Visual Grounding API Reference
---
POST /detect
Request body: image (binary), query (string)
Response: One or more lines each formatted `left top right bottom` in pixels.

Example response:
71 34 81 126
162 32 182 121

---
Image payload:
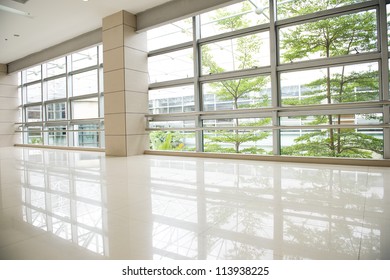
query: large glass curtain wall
18 46 104 148
146 0 390 160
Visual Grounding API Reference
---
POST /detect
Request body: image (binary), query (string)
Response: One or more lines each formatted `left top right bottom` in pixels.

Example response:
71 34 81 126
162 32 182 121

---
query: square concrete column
0 64 19 147
102 11 149 156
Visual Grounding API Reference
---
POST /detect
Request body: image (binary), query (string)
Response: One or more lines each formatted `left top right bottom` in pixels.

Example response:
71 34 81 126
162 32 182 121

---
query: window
18 46 104 148
46 57 66 77
149 85 194 114
74 124 100 148
47 103 66 121
27 127 42 144
145 0 388 160
25 83 41 103
201 32 270 75
72 97 99 120
148 48 194 83
71 47 98 71
280 62 379 106
277 0 370 20
200 0 269 38
202 76 271 111
26 65 41 83
279 10 377 64
47 77 66 100
72 69 98 96
26 106 42 122
47 126 67 146
147 18 193 51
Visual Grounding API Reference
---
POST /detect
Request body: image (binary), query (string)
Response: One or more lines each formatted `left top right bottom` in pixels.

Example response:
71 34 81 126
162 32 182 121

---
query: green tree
150 131 194 151
279 0 383 158
202 2 271 154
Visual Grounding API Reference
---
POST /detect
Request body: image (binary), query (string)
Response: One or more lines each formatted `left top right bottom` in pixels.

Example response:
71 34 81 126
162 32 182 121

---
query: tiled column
102 11 149 156
0 64 19 147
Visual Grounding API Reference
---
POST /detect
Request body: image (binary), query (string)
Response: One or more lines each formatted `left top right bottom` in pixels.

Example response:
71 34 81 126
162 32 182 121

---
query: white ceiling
0 0 173 64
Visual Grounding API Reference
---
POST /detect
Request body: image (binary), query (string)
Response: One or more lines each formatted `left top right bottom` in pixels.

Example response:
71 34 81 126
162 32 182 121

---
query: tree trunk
326 66 335 156
337 66 346 155
234 97 239 153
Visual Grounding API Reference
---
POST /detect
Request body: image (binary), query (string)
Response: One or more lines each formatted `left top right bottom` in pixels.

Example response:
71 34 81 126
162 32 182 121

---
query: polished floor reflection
0 147 389 259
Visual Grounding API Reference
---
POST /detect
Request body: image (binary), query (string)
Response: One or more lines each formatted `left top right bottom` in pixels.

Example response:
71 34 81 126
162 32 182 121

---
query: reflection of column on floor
381 170 390 260
105 158 153 259
273 165 283 259
102 11 149 157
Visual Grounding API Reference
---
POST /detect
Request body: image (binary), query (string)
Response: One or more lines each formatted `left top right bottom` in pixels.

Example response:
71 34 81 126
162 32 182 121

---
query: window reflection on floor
1 148 388 259
20 149 107 256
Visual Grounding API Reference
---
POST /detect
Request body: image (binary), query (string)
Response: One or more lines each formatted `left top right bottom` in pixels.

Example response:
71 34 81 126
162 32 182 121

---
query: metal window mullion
66 54 73 147
384 105 390 158
270 0 280 155
43 73 67 83
148 41 194 57
149 78 194 90
68 64 99 76
193 15 203 152
198 66 271 83
379 0 389 100
69 93 99 101
379 0 390 158
198 23 270 45
96 46 103 149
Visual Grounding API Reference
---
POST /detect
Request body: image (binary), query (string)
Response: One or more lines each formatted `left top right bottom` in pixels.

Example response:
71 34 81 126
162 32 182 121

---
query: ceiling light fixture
0 4 32 17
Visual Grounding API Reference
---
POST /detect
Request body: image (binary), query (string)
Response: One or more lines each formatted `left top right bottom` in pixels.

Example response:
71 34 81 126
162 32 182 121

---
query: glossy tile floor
0 147 389 260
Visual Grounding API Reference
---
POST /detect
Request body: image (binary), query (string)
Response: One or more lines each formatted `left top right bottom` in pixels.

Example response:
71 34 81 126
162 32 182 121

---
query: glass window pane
47 103 66 121
147 18 193 51
74 124 100 147
47 77 66 100
148 85 194 114
204 127 272 154
281 128 383 159
72 97 99 120
279 10 377 64
202 76 271 111
148 48 193 83
280 62 379 106
26 106 42 122
27 127 42 144
277 0 370 20
200 0 269 38
72 69 98 96
71 47 98 71
26 65 41 83
47 126 67 146
25 83 41 103
201 32 270 75
46 57 66 77
149 131 195 151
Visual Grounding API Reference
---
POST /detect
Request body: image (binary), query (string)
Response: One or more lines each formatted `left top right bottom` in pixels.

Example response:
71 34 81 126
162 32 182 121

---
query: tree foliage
279 0 383 158
202 2 271 154
150 131 194 151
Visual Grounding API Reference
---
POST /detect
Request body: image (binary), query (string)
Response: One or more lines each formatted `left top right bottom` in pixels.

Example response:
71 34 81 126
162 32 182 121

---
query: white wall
0 65 19 147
